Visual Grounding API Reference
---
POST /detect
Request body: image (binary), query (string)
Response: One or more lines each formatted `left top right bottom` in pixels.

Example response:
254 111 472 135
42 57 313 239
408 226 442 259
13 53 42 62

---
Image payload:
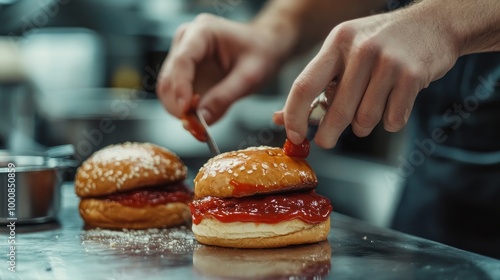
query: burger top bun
75 142 187 198
194 146 317 199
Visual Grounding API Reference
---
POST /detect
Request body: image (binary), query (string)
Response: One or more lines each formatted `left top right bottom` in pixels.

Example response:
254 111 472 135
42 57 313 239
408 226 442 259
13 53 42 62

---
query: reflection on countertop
1 183 499 280
193 241 331 279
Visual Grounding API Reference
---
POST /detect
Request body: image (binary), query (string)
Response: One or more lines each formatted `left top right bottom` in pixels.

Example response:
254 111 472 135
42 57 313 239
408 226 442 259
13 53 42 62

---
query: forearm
251 0 387 61
413 0 500 55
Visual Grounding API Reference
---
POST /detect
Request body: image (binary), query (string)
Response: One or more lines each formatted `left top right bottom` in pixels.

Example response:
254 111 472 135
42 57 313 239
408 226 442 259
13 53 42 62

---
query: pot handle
45 144 75 159
45 144 79 168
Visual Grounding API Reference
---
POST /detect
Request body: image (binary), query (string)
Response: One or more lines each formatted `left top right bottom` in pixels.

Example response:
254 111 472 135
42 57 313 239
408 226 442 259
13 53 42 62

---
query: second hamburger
190 146 332 248
75 142 193 229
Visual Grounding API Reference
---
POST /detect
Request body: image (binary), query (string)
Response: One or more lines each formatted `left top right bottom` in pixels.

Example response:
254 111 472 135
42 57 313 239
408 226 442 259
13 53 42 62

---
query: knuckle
355 39 380 58
354 110 380 129
379 53 401 69
331 22 355 42
292 75 314 96
326 108 350 127
400 67 422 87
192 23 211 35
195 13 216 23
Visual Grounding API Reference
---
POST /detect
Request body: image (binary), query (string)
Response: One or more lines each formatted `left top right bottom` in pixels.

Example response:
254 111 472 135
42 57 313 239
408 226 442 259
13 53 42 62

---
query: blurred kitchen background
0 0 408 228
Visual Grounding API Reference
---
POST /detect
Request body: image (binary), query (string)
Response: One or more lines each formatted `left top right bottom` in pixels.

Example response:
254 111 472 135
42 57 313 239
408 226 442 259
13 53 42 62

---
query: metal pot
0 155 75 224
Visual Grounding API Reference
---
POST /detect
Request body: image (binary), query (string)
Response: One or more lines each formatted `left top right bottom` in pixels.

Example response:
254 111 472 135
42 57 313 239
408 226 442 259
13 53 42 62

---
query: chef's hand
157 14 288 125
275 4 461 148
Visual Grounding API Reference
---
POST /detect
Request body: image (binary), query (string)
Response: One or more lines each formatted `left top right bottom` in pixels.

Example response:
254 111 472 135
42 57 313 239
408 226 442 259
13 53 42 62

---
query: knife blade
196 109 220 156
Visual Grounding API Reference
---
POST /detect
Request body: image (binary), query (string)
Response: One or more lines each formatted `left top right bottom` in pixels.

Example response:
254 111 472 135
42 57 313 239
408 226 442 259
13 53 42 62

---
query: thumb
199 56 265 125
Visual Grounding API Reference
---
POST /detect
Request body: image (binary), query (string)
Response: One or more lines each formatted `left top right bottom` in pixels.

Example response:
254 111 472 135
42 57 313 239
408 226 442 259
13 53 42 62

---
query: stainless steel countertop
1 183 499 280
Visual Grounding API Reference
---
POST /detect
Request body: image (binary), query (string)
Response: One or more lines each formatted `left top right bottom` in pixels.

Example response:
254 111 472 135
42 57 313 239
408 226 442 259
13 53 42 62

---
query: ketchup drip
106 184 193 208
189 191 332 225
283 139 310 158
180 94 207 142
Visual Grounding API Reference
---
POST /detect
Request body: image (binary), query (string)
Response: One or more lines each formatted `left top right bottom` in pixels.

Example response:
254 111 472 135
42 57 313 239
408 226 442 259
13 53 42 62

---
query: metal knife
196 109 220 156
306 91 329 141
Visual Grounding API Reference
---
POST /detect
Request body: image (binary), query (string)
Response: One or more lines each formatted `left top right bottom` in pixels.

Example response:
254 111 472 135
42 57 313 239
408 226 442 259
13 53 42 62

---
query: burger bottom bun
79 198 190 229
193 241 331 279
192 217 330 248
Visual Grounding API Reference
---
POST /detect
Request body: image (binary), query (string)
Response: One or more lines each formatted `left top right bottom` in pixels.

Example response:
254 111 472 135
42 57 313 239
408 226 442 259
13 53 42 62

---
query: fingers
383 69 420 132
157 15 215 118
199 55 265 124
284 50 342 145
314 48 374 149
350 61 396 137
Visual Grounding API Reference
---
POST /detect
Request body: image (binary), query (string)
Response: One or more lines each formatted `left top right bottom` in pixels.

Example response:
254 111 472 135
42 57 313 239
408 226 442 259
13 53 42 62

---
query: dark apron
392 53 500 258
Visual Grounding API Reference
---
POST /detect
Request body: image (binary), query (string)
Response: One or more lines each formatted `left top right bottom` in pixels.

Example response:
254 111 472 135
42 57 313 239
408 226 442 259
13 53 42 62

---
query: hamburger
75 142 192 229
190 146 332 248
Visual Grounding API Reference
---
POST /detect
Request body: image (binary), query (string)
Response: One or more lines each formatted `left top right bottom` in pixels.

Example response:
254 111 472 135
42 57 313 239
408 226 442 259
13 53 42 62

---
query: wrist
250 9 300 63
415 0 500 56
401 0 462 56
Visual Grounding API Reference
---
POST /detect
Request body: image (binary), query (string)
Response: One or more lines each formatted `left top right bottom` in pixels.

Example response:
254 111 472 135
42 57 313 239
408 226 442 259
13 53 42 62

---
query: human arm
280 0 500 148
157 0 386 124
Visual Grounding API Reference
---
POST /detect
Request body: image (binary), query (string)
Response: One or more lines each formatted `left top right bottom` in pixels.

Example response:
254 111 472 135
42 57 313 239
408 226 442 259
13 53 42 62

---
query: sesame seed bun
75 142 187 197
194 146 317 198
193 241 331 279
79 198 190 229
192 217 330 248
